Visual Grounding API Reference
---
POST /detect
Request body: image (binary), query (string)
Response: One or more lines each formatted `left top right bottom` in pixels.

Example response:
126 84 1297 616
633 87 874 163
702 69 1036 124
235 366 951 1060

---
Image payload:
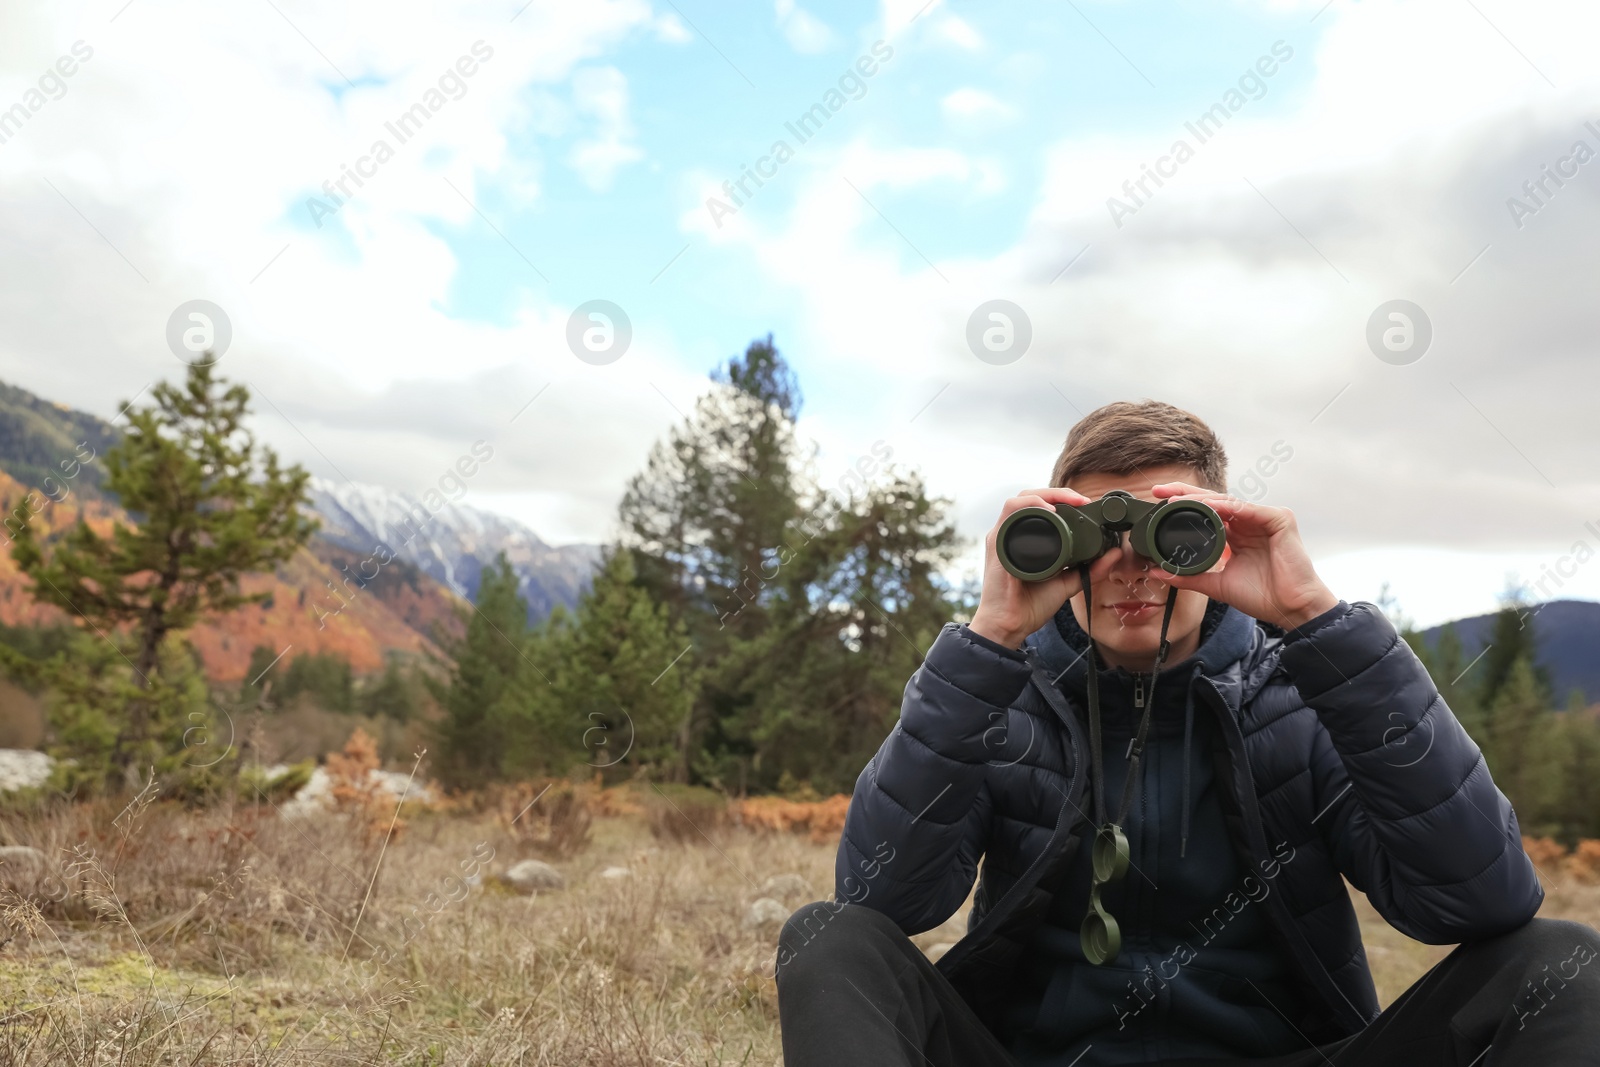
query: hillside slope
1418 598 1600 704
0 374 600 675
0 469 466 681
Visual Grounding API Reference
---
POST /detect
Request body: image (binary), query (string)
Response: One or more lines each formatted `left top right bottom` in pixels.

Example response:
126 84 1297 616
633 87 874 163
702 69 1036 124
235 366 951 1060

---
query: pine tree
617 336 806 781
1484 655 1553 831
429 552 527 786
726 467 965 792
1478 593 1551 709
279 650 355 711
618 334 803 637
1553 705 1600 841
359 658 420 722
8 361 314 783
1414 623 1486 749
497 548 698 781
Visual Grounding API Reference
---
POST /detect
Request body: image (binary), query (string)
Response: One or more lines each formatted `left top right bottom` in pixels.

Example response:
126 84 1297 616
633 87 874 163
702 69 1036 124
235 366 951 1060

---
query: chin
1095 636 1162 660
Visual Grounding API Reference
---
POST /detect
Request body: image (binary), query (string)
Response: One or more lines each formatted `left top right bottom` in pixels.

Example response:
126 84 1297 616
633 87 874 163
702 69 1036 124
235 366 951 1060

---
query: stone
599 866 631 879
498 859 565 893
0 845 54 896
761 873 812 900
0 750 54 793
0 845 47 867
743 897 790 928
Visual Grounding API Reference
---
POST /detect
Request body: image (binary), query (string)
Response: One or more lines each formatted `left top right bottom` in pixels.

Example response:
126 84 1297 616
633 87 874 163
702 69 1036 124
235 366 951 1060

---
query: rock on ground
599 866 631 879
761 873 812 900
0 750 54 792
744 897 790 928
0 845 54 896
0 845 48 869
273 765 437 818
497 859 566 893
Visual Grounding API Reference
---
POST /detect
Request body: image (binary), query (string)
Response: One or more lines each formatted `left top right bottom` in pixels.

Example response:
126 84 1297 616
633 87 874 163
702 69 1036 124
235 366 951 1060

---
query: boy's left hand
1144 481 1339 631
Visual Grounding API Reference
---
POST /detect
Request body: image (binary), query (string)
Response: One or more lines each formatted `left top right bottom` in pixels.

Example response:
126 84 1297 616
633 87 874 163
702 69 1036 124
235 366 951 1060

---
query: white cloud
652 12 692 44
775 0 837 54
566 65 644 190
941 87 1013 121
931 14 983 50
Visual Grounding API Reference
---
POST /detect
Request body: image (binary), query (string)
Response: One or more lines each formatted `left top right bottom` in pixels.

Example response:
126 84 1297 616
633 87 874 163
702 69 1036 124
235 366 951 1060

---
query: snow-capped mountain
307 477 600 623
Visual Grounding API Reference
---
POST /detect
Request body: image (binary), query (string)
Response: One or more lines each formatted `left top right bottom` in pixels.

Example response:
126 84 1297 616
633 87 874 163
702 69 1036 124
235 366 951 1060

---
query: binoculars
996 490 1226 581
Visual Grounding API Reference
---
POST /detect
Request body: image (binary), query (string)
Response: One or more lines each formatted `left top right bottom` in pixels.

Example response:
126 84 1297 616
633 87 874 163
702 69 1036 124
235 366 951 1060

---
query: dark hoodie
1001 598 1311 1064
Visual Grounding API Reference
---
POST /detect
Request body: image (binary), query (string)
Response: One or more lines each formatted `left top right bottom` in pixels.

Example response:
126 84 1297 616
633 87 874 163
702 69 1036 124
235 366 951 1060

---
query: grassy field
0 790 1595 1066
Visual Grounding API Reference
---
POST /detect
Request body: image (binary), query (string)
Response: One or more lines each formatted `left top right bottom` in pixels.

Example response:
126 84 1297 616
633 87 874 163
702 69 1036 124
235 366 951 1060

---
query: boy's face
1064 463 1213 667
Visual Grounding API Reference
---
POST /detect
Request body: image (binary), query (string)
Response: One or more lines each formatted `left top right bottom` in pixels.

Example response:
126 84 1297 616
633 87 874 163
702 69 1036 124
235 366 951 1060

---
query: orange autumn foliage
326 728 404 842
1523 835 1568 870
734 794 850 844
1566 840 1600 885
1522 835 1600 885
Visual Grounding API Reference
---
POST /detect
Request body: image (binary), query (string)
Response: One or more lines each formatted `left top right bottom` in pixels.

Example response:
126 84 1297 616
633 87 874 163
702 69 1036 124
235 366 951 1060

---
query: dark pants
774 901 1600 1066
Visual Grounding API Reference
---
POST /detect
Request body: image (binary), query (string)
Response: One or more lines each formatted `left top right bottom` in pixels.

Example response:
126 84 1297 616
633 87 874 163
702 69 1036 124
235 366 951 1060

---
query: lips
1107 601 1160 621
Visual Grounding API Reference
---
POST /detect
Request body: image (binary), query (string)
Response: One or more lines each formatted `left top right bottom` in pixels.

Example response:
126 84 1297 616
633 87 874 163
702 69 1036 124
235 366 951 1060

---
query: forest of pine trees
1407 599 1600 843
432 336 967 795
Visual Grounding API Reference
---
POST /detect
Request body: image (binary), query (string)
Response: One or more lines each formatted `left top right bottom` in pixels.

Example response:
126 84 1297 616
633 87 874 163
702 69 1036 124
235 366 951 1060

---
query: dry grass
0 793 1594 1065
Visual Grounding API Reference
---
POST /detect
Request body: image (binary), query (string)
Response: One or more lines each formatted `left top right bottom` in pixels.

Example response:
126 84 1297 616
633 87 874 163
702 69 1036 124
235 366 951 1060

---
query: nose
1104 531 1160 592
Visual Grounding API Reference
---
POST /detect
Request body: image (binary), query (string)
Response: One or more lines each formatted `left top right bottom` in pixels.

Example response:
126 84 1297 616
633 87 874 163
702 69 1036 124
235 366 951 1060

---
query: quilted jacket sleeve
1280 600 1544 943
833 621 1034 935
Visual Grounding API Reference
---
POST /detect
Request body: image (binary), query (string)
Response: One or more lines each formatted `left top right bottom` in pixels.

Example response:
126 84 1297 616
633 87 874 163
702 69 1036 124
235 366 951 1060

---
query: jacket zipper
1133 671 1145 708
1196 677 1369 1036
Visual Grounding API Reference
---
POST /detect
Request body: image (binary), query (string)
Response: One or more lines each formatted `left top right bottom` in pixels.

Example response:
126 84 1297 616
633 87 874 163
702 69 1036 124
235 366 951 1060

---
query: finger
1150 480 1213 499
1042 565 1083 603
1028 486 1094 506
1002 487 1091 513
996 490 1085 523
1203 494 1292 534
1150 485 1285 534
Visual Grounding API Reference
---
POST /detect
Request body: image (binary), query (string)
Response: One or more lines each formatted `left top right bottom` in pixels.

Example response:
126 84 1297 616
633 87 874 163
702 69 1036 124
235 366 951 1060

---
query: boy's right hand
968 487 1093 649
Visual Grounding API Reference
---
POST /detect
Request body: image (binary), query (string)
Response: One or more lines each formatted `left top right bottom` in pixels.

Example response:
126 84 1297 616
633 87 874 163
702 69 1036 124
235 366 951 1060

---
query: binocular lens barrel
1001 514 1070 576
1151 510 1220 571
996 494 1226 581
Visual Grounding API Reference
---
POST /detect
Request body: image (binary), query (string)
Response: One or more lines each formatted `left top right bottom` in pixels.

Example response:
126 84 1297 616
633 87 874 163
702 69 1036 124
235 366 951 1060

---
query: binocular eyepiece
996 490 1226 582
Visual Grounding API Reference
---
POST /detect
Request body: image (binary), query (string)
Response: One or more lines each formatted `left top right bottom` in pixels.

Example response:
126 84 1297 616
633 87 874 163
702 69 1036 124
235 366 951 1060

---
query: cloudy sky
1 0 1597 628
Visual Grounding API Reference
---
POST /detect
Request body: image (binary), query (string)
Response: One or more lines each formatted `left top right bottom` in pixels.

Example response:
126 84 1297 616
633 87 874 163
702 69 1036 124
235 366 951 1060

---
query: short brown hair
1050 400 1227 491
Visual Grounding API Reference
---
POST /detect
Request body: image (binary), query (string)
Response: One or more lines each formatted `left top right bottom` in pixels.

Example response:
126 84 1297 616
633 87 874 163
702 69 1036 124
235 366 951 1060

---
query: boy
775 400 1598 1065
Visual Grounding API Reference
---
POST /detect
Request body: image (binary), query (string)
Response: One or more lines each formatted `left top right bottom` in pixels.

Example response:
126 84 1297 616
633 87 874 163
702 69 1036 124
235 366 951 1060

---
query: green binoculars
996 490 1226 581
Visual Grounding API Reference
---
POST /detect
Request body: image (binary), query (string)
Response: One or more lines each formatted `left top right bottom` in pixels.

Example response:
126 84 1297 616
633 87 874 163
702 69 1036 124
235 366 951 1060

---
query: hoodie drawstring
1179 671 1196 859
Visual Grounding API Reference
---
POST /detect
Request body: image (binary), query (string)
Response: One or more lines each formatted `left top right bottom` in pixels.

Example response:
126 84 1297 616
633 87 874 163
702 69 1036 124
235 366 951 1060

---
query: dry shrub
326 727 404 842
644 784 729 843
1523 835 1568 870
592 784 643 817
496 779 594 859
0 794 385 972
1566 839 1600 884
735 794 850 843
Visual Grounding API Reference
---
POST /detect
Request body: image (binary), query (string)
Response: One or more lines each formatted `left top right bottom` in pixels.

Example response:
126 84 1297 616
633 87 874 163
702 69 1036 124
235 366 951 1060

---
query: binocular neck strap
1076 564 1180 832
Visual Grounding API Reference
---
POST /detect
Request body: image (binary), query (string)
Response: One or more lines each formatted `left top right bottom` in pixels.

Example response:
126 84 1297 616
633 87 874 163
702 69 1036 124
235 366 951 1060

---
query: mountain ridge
1418 598 1600 705
0 375 598 677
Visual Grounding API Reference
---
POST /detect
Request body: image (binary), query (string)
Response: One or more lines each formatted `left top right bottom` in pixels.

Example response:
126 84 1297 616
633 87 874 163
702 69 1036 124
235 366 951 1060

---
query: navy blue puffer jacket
834 599 1543 1046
